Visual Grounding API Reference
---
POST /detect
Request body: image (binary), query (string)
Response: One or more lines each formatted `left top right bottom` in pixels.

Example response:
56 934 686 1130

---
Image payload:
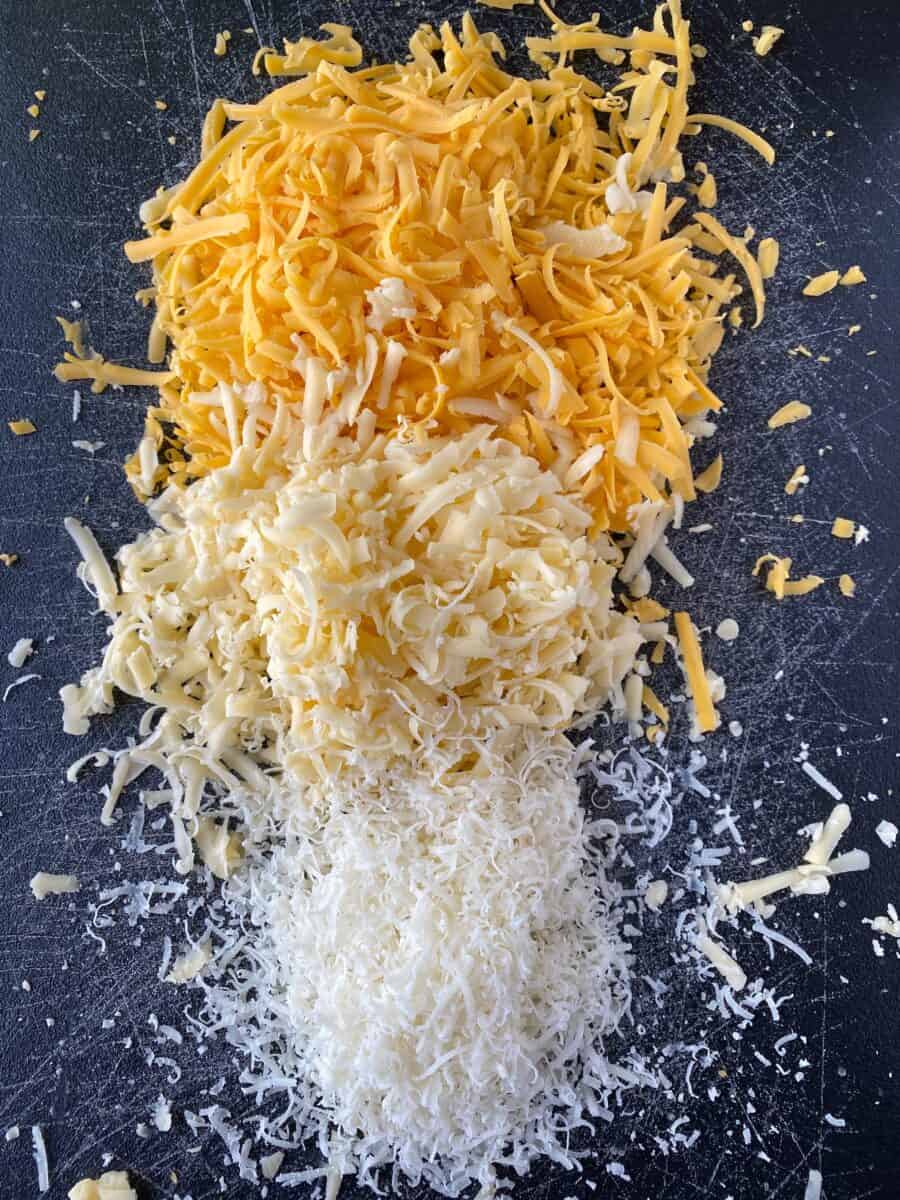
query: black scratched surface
1 1 899 1198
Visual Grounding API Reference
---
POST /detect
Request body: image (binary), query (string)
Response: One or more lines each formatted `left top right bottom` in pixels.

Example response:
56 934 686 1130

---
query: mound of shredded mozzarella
200 733 636 1196
62 420 642 803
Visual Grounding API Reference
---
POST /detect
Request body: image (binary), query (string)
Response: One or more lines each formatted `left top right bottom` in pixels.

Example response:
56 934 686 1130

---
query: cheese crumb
30 872 81 900
365 277 417 332
165 941 211 984
876 820 897 849
8 637 34 668
753 26 784 56
28 129 40 143
716 618 739 642
848 324 862 336
757 237 779 279
803 270 840 297
68 1171 138 1200
785 465 808 495
9 419 37 435
214 30 232 56
694 455 723 493
831 517 855 539
35 90 46 101
27 103 40 118
742 20 754 32
838 574 855 597
0 553 19 567
767 401 811 429
154 99 168 111
644 880 668 911
839 264 866 286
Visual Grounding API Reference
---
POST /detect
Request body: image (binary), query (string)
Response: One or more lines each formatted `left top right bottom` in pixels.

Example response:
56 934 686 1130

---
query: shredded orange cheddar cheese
838 574 855 597
831 517 855 539
674 611 718 733
52 6 776 532
803 270 839 297
9 419 37 435
768 401 811 429
753 553 823 600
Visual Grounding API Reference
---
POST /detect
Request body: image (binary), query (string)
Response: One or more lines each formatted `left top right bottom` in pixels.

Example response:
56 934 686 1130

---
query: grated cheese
767 401 811 429
839 264 865 286
31 872 81 900
784 465 807 495
68 1171 138 1200
53 7 777 532
674 612 719 734
7 637 34 668
803 270 839 297
757 237 779 279
838 574 855 597
752 26 784 56
9 419 36 435
752 554 824 599
831 517 855 539
32 1125 49 1194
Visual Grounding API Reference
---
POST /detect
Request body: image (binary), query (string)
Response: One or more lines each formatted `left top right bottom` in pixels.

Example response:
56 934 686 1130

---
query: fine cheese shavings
68 1171 138 1200
29 129 41 143
839 264 866 286
693 454 722 493
695 932 747 990
685 114 776 165
166 941 212 984
767 401 811 429
54 354 174 394
674 611 719 734
30 872 81 900
752 26 784 56
9 419 36 435
785 465 807 495
52 9 774 528
694 212 766 327
214 30 232 57
803 270 840 297
0 553 19 566
838 573 855 597
831 517 855 539
63 517 118 612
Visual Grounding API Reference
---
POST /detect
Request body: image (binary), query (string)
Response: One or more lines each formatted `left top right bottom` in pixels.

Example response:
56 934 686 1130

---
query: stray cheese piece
785 465 808 495
848 324 862 336
839 264 866 286
644 880 668 910
767 400 811 429
30 872 80 900
9 419 36 435
696 170 717 208
642 684 669 727
213 30 231 57
831 517 855 539
696 933 746 990
753 25 784 56
803 270 839 297
753 553 823 600
757 236 780 279
27 103 40 118
8 637 34 668
674 611 719 734
742 20 753 32
263 23 362 75
68 1171 137 1200
0 553 19 566
35 90 47 101
54 354 174 394
477 0 534 7
154 99 168 111
715 618 739 642
694 454 722 493
838 574 855 597
28 129 40 142
165 940 212 984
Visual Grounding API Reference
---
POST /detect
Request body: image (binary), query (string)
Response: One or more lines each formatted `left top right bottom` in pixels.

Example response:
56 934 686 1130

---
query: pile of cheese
62 417 643 848
203 732 634 1196
55 2 773 534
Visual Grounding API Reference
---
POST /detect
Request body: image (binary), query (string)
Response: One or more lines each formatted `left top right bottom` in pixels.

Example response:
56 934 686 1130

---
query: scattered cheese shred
803 270 839 297
154 99 168 111
30 872 81 900
214 30 232 57
68 1170 138 1200
674 611 719 734
839 264 866 286
28 129 40 142
27 103 40 118
0 553 19 567
838 573 855 597
757 236 780 280
9 419 36 435
753 553 824 600
831 517 855 539
767 401 811 429
752 25 784 56
694 454 722 493
785 465 807 495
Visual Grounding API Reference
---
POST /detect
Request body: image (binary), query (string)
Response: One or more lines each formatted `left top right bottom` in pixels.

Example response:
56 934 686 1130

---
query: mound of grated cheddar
55 2 773 535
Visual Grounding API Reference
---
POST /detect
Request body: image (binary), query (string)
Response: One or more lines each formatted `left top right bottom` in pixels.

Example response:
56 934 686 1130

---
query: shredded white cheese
30 872 81 900
7 637 34 668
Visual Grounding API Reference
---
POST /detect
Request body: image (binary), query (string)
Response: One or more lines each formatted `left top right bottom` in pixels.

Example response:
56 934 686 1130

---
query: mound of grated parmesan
199 732 635 1195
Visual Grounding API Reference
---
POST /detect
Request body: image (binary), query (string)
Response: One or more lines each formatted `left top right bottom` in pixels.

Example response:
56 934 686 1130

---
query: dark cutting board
1 1 898 1197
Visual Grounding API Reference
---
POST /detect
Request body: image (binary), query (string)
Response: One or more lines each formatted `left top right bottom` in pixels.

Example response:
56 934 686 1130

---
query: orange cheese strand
674 611 718 733
54 6 774 526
